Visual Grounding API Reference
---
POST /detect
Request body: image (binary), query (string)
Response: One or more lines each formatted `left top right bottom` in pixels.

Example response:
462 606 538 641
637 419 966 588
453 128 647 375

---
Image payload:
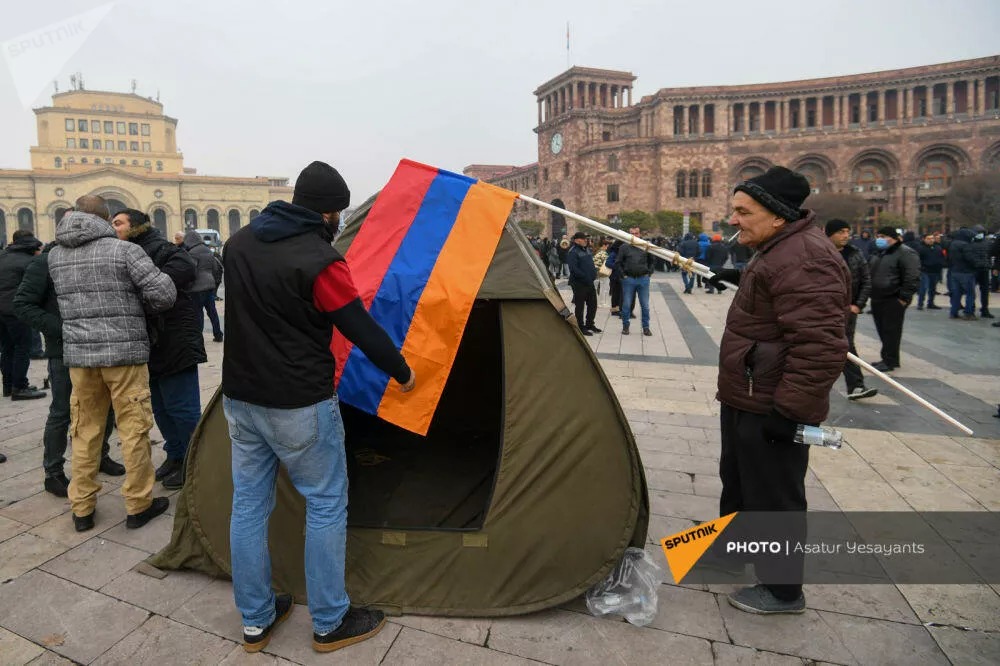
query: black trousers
720 404 809 600
609 275 622 310
570 281 597 328
842 312 864 392
0 313 32 393
870 297 906 368
975 269 991 314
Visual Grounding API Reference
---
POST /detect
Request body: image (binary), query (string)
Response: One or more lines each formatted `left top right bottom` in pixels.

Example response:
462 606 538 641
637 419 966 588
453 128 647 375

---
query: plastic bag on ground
585 547 665 626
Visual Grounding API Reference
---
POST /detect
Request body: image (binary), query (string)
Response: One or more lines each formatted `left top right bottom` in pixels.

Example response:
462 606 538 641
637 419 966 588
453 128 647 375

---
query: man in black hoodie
916 232 945 310
0 230 47 401
223 161 414 655
868 226 920 372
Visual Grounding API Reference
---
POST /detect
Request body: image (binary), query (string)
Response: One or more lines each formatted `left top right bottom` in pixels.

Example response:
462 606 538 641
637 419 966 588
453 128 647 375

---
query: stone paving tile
649 490 719 522
0 448 44 482
635 434 692 456
0 570 148 664
218 644 300 665
0 471 51 509
646 585 728 642
0 626 45 664
0 491 71 528
488 608 714 665
959 438 1000 468
871 463 986 511
29 498 128 549
383 626 534 665
169 578 243 642
818 610 949 665
92 614 236 665
814 475 911 512
802 584 919 624
710 642 805 665
640 451 718 475
692 474 722 498
896 584 1000 631
0 514 30 543
99 505 174 554
40 536 149 591
262 603 399 665
927 625 1000 666
646 514 696 544
26 651 76 665
391 614 491 645
0 532 69 581
643 468 694 494
901 434 995 467
930 463 1000 510
100 568 215 616
717 601 856 665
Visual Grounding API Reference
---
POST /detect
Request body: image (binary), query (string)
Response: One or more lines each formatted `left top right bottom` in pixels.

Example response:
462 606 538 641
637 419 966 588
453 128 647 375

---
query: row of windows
184 208 260 234
65 138 151 152
54 156 163 170
2 205 263 239
65 118 150 136
676 170 712 198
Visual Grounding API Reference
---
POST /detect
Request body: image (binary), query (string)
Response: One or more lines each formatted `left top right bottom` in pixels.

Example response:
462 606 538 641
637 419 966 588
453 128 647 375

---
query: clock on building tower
550 132 563 155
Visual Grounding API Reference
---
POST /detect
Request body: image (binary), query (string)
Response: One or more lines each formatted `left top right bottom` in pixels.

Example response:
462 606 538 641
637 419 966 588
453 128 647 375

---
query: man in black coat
112 210 207 490
916 232 945 310
566 232 600 336
704 234 730 294
14 240 126 496
0 230 46 401
826 220 877 400
868 226 920 372
969 225 993 319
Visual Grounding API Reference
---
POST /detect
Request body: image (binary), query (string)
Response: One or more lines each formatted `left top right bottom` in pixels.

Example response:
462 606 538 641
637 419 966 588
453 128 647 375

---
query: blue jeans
225 396 349 634
681 270 695 292
949 273 976 317
917 272 940 308
621 275 651 329
150 367 202 461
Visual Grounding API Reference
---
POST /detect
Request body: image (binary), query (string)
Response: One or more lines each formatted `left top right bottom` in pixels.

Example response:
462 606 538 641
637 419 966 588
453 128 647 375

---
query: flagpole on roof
516 193 974 437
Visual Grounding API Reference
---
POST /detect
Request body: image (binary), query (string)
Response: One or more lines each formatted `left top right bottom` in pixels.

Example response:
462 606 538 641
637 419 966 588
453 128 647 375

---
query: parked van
194 228 222 250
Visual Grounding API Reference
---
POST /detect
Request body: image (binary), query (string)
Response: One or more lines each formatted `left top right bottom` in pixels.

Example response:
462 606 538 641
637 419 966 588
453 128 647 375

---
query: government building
0 87 292 243
467 55 1000 236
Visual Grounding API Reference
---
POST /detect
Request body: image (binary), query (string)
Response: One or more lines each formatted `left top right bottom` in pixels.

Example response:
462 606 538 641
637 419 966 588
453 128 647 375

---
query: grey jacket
48 211 177 368
183 230 219 292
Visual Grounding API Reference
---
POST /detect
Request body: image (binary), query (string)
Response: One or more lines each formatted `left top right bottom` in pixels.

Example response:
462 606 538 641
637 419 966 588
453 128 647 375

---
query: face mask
875 238 889 250
974 233 984 241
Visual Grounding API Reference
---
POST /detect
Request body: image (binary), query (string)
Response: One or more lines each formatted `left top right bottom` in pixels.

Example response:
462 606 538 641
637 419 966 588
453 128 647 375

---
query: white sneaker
848 387 878 401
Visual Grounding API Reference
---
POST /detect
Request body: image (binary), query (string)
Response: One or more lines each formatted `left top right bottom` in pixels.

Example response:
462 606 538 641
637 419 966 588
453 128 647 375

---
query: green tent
151 195 649 616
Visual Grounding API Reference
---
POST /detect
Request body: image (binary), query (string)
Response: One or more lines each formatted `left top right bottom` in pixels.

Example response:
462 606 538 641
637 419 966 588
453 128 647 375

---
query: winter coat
678 235 700 260
705 240 729 269
869 241 921 302
968 235 992 272
730 242 754 266
130 226 207 378
566 243 597 284
183 230 219 292
916 243 946 274
716 212 849 425
850 236 874 259
0 235 42 314
48 211 176 368
697 232 710 261
615 242 655 277
840 243 871 310
947 229 979 274
12 244 62 358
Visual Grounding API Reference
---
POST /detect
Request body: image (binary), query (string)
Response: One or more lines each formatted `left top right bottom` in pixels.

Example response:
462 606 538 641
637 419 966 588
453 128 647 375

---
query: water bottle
794 424 843 449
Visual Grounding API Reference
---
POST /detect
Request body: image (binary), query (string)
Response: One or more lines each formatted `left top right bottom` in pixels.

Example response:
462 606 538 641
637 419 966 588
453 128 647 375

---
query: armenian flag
332 159 517 435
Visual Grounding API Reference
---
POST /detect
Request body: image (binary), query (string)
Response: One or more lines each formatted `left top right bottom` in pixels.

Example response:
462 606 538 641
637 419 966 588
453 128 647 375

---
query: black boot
162 465 185 490
11 387 46 401
44 473 71 497
126 497 169 529
155 458 183 481
99 456 126 476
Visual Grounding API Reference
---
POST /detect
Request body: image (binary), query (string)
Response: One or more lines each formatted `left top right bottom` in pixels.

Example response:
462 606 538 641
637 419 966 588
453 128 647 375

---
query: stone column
977 78 985 115
698 104 705 136
965 80 974 115
627 87 632 106
832 95 839 129
742 103 749 134
878 89 886 122
538 99 543 124
946 81 955 115
926 85 933 117
905 88 912 120
783 98 791 131
682 105 689 136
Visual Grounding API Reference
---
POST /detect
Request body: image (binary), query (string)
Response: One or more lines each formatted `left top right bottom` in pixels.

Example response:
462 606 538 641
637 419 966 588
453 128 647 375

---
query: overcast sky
1 0 998 201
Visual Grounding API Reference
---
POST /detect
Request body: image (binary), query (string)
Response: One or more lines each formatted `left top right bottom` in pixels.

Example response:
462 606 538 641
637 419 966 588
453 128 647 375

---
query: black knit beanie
292 161 350 214
734 166 810 221
825 219 851 236
877 226 900 240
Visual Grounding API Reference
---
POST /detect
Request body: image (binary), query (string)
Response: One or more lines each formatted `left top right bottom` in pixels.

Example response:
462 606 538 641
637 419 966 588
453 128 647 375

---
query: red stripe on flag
332 160 438 388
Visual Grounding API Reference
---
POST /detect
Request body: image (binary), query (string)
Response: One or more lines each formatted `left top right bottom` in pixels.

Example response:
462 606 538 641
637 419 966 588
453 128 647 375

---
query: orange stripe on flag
376 181 516 435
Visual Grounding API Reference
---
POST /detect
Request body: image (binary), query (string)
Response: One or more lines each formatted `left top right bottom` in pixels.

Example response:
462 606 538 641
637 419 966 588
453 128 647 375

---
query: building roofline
49 89 164 107
534 66 637 96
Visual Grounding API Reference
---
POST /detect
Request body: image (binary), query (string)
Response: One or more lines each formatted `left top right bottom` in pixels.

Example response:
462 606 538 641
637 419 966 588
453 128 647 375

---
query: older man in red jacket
708 167 849 615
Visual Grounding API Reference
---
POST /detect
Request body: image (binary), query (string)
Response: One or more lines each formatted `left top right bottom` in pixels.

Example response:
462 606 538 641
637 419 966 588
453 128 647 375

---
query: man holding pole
709 166 849 614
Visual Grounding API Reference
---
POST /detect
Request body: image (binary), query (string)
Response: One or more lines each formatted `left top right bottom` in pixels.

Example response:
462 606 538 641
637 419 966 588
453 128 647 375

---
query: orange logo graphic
659 513 737 583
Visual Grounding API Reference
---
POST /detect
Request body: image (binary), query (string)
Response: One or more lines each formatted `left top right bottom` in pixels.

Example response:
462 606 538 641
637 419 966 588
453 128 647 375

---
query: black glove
761 409 798 444
706 268 741 292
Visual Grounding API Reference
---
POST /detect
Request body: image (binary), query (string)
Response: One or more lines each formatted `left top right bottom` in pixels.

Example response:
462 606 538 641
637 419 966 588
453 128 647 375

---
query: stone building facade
0 88 291 244
471 56 1000 236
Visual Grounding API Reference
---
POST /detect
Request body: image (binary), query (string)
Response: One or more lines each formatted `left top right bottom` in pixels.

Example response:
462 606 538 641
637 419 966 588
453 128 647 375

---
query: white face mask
974 233 985 241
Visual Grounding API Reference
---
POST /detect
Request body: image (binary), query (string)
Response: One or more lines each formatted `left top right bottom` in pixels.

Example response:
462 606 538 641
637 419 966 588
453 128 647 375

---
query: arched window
119 159 126 166
701 169 712 198
184 208 198 229
738 165 766 182
206 209 220 232
17 208 34 232
608 154 619 172
156 161 163 171
689 171 699 198
131 160 138 166
852 159 888 192
144 160 151 168
54 157 62 168
249 208 260 221
0 210 6 243
228 209 241 235
105 199 127 217
81 158 88 164
55 207 68 225
152 208 167 234
918 157 956 190
676 170 687 198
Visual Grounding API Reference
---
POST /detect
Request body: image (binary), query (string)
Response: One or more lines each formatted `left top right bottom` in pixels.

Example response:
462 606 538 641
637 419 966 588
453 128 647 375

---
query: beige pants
68 365 155 517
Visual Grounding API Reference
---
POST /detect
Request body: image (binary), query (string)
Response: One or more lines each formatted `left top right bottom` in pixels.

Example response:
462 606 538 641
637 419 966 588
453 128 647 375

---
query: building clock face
550 132 563 155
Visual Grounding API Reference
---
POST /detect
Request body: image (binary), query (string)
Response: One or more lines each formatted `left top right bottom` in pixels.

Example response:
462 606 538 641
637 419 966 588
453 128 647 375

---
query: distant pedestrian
704 234 729 294
916 232 945 310
567 232 600 335
947 228 979 321
183 230 225 342
970 225 993 318
868 226 920 372
0 229 47 401
615 227 655 336
677 233 699 294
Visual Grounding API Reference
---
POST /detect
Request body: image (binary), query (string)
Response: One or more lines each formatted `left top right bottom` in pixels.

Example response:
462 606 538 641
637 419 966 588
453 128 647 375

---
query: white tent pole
517 194 974 436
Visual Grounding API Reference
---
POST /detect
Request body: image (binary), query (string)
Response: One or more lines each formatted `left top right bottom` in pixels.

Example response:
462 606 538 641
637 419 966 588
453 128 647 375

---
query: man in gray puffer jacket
183 230 224 342
48 196 177 533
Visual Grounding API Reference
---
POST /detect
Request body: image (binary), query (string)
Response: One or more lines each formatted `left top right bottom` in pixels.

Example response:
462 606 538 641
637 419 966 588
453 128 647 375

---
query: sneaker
313 607 386 653
73 511 95 532
870 361 891 372
162 466 185 490
622 326 630 335
961 313 978 321
44 473 71 497
642 327 653 336
581 329 593 337
213 334 224 342
728 585 805 614
126 497 169 529
99 456 126 476
848 387 878 401
11 387 46 401
155 458 183 481
587 325 603 333
0 452 6 464
981 312 995 319
243 593 294 653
